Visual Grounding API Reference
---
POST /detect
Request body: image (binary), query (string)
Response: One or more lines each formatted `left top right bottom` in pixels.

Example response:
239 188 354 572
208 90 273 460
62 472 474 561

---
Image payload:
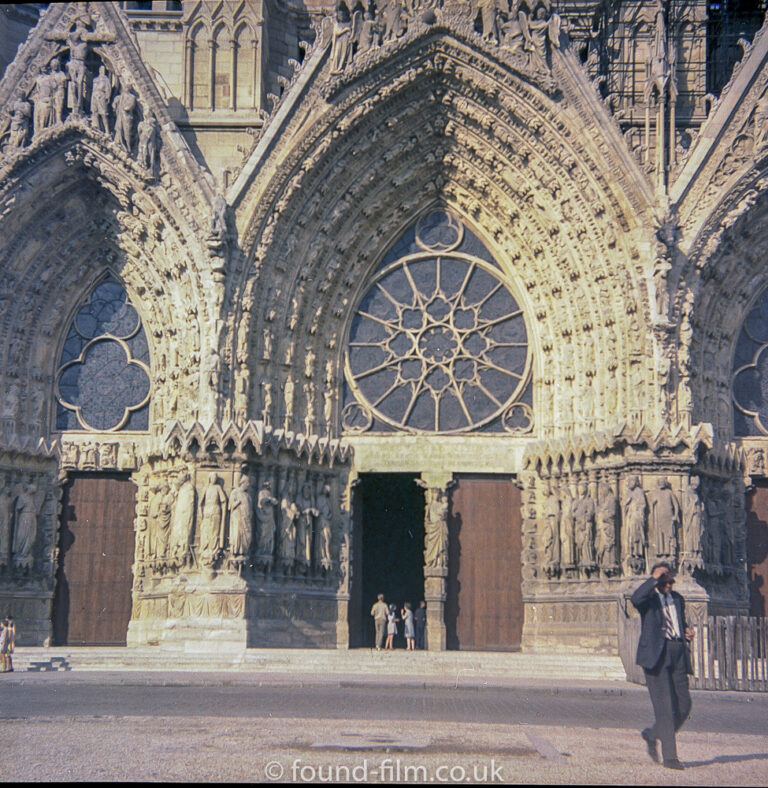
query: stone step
9 647 626 681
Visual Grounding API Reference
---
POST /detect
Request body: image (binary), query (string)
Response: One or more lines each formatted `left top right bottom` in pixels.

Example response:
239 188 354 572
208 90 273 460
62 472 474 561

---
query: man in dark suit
630 563 694 771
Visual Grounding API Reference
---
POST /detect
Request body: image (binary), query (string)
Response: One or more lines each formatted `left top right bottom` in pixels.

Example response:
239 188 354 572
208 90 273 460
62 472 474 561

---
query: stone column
419 471 454 652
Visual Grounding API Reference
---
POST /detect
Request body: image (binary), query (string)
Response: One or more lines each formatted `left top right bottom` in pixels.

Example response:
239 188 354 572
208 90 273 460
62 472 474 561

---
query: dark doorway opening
355 473 425 648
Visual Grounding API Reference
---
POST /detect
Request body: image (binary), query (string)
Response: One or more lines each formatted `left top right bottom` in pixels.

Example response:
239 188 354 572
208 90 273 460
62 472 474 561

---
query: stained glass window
342 211 531 434
55 275 151 432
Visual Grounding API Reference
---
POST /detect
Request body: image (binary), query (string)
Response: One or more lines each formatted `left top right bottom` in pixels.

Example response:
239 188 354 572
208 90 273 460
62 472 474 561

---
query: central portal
354 473 425 648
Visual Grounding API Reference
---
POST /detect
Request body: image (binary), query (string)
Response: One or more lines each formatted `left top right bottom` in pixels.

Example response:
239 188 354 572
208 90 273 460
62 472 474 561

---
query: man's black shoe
641 728 659 763
663 759 684 771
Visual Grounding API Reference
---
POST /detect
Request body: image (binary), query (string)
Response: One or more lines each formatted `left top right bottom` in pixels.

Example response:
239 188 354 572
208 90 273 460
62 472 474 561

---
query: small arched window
55 275 151 432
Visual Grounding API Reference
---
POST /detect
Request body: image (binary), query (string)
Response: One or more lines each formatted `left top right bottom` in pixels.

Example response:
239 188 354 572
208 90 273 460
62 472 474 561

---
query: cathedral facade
0 0 767 654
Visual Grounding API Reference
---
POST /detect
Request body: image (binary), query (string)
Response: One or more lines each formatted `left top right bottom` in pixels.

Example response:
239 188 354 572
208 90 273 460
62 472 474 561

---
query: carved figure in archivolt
0 481 13 571
647 477 680 563
170 472 196 564
424 488 449 570
198 475 227 566
596 481 618 575
559 482 575 568
681 475 704 573
32 64 56 136
261 381 273 426
572 483 596 572
295 481 317 573
278 472 299 571
113 83 137 153
623 476 647 573
316 482 334 573
283 377 295 431
13 481 43 571
255 478 278 569
90 64 111 133
229 476 254 562
540 480 560 577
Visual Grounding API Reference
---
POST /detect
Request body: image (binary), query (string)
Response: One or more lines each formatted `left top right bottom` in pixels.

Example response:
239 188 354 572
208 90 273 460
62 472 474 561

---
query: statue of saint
198 475 227 565
255 479 278 568
12 481 41 570
622 475 647 573
137 114 158 171
647 476 680 562
681 475 704 571
572 483 596 571
49 58 67 125
0 481 14 570
559 483 575 567
228 476 254 560
113 84 137 153
424 489 448 570
330 2 354 74
596 481 618 574
170 473 196 564
540 481 560 575
32 66 55 136
90 65 111 133
316 483 334 572
295 481 317 573
7 100 31 150
278 474 299 571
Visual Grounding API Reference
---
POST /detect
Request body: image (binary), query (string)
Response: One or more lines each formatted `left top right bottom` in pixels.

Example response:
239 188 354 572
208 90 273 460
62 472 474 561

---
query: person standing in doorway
631 563 694 771
385 604 399 650
402 602 416 651
414 600 427 649
370 593 388 651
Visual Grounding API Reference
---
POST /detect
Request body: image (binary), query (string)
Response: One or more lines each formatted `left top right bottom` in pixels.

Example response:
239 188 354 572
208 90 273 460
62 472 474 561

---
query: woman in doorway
385 604 398 650
402 602 415 651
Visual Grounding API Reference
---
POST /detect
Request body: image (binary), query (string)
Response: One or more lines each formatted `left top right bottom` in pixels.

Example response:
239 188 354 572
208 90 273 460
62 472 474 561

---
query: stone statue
283 377 295 430
622 475 647 573
198 475 227 566
90 65 111 133
559 482 575 568
424 488 449 570
32 65 55 136
7 100 31 150
354 2 377 53
228 476 254 561
295 481 317 573
209 194 228 241
255 478 278 569
65 18 91 117
330 2 354 74
595 481 618 575
382 0 406 41
653 245 671 321
261 381 273 426
204 348 222 393
137 114 158 172
113 84 137 153
0 481 14 570
681 475 704 572
755 91 768 149
647 476 680 563
540 480 560 576
572 482 596 572
148 481 164 559
49 58 68 125
170 472 196 564
478 0 502 44
12 481 41 571
278 473 299 571
316 482 334 572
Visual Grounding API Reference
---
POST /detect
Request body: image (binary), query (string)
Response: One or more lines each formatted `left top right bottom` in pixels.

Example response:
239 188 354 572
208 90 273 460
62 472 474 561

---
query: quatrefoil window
343 211 530 434
55 276 151 432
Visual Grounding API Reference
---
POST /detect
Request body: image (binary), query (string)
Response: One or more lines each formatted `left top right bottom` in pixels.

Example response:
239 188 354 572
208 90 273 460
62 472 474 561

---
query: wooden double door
446 474 523 651
747 480 768 617
52 473 137 646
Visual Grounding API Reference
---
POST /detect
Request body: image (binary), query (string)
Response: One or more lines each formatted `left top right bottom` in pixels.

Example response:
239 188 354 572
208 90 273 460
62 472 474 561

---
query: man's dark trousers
643 640 692 762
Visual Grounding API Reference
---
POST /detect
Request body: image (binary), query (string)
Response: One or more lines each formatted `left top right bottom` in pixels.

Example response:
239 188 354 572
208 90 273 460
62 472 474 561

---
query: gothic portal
1 1 768 653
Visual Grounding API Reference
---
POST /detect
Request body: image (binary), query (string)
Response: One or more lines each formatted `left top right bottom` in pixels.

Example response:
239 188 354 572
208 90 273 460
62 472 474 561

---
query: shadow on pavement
685 753 768 768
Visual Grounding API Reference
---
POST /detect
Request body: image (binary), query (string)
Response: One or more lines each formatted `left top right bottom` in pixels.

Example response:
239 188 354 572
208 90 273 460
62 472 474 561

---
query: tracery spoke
450 377 473 426
475 281 503 308
455 261 476 304
401 373 429 424
375 282 404 310
358 310 400 331
478 359 524 379
473 379 504 408
371 378 404 409
475 310 524 329
351 357 402 380
401 261 427 309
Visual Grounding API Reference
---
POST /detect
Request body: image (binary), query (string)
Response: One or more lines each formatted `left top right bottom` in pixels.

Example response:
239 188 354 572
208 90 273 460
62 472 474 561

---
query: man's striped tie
662 595 677 639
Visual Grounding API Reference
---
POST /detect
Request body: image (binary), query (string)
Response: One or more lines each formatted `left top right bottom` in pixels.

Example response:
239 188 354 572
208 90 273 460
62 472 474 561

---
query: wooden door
747 480 768 617
52 473 136 646
446 474 522 650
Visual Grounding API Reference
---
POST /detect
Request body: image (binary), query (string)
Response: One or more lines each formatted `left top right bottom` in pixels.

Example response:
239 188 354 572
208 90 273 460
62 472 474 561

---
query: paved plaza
1 669 765 784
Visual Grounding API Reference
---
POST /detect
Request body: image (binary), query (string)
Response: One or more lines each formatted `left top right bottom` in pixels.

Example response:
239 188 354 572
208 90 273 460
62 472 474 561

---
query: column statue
295 480 317 574
572 482 596 574
228 476 254 564
255 478 278 571
680 475 704 573
540 480 560 578
277 471 299 573
596 481 619 576
12 481 42 571
647 476 680 564
316 482 334 573
169 472 196 566
622 475 647 574
198 475 227 566
423 488 449 570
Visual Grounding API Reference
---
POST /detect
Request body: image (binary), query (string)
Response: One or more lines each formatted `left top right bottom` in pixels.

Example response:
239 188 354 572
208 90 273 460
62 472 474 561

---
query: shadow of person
684 752 768 768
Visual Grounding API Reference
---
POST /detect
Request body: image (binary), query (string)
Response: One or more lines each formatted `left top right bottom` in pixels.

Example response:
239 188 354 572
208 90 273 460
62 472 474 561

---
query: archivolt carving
232 33 653 439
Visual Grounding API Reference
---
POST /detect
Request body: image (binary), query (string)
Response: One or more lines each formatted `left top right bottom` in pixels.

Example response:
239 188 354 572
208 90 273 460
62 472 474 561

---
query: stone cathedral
1 0 768 656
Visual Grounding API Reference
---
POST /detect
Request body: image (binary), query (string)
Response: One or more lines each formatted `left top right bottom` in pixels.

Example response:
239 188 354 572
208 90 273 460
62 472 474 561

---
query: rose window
343 211 530 434
55 275 151 432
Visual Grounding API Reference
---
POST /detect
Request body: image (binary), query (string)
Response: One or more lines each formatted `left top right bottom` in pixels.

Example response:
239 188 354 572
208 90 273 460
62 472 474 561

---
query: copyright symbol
264 761 284 781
